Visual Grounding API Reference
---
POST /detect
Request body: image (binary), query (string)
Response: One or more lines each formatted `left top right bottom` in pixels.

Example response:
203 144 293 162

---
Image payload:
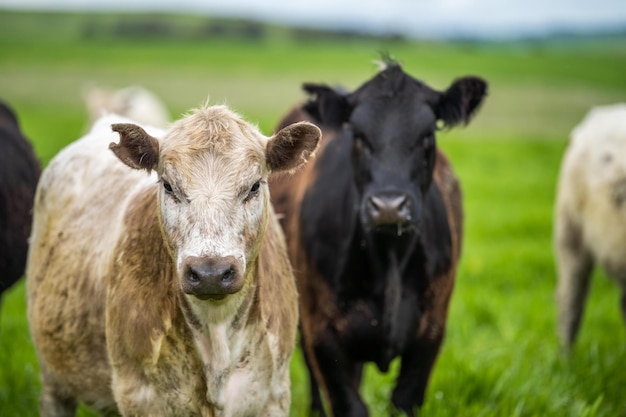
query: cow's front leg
300 332 327 417
38 374 78 417
307 328 368 417
555 214 593 350
391 330 444 416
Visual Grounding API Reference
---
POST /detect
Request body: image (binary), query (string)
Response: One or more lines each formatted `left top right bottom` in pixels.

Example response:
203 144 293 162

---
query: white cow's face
158 139 268 302
110 105 321 307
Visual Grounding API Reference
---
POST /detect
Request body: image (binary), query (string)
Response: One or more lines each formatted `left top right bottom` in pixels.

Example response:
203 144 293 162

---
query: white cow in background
84 85 170 128
554 103 626 350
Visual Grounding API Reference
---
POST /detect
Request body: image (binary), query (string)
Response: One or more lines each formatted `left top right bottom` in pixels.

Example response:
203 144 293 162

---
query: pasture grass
1 9 626 417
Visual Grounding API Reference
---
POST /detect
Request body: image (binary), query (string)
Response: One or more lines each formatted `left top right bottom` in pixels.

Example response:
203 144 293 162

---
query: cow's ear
436 76 487 128
266 121 321 173
302 83 351 128
110 123 160 172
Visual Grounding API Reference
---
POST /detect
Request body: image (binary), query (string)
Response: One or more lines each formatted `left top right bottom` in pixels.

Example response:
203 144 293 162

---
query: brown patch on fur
257 207 299 358
416 150 463 341
433 150 463 261
110 123 160 172
107 186 180 366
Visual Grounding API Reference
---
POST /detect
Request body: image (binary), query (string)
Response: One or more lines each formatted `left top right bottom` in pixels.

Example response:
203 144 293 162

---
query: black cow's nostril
367 193 411 226
390 195 408 211
368 196 382 214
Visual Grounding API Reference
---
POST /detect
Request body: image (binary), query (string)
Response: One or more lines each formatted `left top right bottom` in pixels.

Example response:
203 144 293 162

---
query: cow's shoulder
432 149 462 257
421 151 461 280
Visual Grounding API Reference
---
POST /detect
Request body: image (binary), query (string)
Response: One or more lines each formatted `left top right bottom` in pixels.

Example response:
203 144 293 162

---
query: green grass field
1 9 626 417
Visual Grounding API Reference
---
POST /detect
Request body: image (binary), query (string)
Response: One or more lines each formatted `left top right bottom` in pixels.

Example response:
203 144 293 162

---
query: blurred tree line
79 14 407 43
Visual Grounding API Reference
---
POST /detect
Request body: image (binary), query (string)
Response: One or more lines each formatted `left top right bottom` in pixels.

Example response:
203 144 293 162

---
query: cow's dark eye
162 179 179 202
161 178 182 203
423 136 433 151
422 135 436 168
163 180 173 194
245 180 262 202
354 135 373 155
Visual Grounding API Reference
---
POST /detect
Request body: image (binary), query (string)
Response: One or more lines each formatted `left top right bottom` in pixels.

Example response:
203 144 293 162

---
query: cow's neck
346 226 426 290
340 228 427 368
363 230 423 278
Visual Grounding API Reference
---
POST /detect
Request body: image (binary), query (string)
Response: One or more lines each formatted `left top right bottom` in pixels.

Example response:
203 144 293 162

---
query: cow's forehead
160 105 266 160
350 74 437 139
354 65 423 98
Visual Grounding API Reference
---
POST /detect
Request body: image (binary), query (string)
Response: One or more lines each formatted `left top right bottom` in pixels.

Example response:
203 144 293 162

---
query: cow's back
26 115 162 413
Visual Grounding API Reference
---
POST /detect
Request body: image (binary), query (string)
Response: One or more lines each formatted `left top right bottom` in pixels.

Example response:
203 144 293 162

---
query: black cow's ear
436 76 488 128
302 83 351 128
266 121 321 173
110 123 160 172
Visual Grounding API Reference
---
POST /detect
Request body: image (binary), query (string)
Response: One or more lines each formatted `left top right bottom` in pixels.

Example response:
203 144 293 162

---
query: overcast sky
1 0 625 39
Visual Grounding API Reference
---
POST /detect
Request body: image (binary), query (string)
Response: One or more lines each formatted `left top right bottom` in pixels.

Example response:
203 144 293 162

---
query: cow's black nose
367 193 411 226
183 256 243 300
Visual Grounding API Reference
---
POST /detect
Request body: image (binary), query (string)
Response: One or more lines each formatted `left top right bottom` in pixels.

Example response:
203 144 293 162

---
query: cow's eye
163 180 174 194
245 180 262 202
422 135 436 167
160 178 182 203
354 134 373 154
423 136 433 150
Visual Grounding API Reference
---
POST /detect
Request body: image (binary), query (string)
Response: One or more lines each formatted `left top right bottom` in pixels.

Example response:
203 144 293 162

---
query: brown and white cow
270 59 487 416
26 104 320 416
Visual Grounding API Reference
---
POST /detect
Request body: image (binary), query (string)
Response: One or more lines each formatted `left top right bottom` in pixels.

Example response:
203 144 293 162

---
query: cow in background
84 85 170 128
270 58 487 416
27 104 320 416
554 103 626 350
0 100 40 298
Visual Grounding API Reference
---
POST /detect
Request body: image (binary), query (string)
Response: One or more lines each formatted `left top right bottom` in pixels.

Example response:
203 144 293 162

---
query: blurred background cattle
83 85 170 128
0 101 40 301
554 103 626 351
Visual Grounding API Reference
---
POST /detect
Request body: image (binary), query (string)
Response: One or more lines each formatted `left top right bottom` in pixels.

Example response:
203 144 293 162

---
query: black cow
270 59 487 417
0 101 40 297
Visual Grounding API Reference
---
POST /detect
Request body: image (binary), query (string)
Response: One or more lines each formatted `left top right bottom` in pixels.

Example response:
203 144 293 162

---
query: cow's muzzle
366 191 412 227
182 256 243 301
